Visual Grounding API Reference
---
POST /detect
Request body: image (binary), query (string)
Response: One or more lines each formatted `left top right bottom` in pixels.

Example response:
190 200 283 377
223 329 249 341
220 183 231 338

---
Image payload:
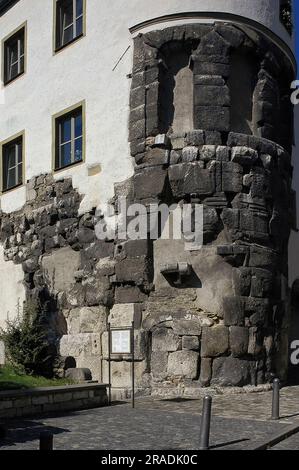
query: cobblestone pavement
1 386 299 450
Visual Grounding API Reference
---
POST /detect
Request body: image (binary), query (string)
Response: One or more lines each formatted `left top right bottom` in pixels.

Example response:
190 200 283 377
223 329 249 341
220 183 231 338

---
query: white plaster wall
0 245 26 330
0 0 294 215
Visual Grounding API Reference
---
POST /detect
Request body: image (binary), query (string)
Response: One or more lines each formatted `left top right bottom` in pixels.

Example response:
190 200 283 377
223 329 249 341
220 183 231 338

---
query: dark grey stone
199 358 212 387
134 166 166 200
223 296 245 327
194 85 230 107
211 357 254 387
201 326 229 358
185 130 205 146
232 268 252 297
221 162 243 193
230 327 249 357
194 106 230 132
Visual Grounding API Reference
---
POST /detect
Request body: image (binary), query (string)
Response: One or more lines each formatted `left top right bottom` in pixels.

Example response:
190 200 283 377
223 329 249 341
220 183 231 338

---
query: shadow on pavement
0 419 69 449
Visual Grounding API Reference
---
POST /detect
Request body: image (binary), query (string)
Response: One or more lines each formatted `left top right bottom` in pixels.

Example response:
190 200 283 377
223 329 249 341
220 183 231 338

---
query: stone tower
0 0 297 397
119 0 297 395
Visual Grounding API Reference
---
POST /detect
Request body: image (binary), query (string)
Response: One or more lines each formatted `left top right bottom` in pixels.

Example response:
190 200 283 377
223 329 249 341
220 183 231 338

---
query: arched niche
158 41 194 135
228 50 258 135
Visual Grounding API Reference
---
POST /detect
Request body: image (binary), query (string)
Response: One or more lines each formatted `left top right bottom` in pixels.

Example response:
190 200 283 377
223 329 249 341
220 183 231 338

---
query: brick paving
1 386 299 450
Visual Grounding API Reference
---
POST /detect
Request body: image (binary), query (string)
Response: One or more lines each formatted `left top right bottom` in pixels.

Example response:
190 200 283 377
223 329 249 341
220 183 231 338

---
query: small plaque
111 329 131 354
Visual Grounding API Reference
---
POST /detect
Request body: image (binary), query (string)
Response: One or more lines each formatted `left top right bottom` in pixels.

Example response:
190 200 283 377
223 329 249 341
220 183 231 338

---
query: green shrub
0 299 55 377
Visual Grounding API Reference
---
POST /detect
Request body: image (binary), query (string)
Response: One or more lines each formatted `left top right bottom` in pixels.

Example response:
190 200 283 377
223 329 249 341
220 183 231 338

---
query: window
55 0 85 50
280 0 293 35
3 25 25 85
54 104 84 170
2 135 23 192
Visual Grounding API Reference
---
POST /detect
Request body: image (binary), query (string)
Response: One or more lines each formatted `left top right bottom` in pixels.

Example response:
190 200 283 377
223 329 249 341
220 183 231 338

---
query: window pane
63 24 74 45
76 17 83 37
60 142 72 167
9 63 18 80
7 169 16 189
75 113 82 137
74 137 82 162
60 118 71 143
76 0 83 17
6 145 16 169
62 0 73 28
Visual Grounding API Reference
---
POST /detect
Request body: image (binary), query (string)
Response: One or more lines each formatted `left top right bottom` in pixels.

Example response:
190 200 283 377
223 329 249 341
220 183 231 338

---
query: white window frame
3 25 26 85
57 109 83 169
2 138 23 192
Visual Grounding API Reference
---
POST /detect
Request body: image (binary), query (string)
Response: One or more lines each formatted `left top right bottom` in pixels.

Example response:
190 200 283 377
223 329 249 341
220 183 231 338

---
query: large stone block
231 147 259 166
221 162 243 193
167 350 199 379
59 333 102 358
244 298 270 327
229 327 249 357
115 257 149 286
182 336 200 351
151 351 169 379
194 85 230 106
168 162 215 198
172 320 202 336
221 208 240 231
194 106 230 132
108 303 142 328
250 269 273 298
134 166 166 200
232 268 251 296
103 360 147 388
199 358 212 387
211 357 254 387
65 306 108 335
65 368 92 382
248 327 264 356
223 297 245 326
249 246 277 270
41 246 80 293
152 327 181 352
201 326 229 358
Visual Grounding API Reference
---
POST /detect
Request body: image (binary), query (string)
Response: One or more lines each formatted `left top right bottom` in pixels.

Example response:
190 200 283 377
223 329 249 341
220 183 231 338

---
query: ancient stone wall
0 23 295 396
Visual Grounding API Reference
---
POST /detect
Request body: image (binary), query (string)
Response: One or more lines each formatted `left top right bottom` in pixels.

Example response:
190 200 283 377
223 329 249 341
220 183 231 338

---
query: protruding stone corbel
160 262 191 286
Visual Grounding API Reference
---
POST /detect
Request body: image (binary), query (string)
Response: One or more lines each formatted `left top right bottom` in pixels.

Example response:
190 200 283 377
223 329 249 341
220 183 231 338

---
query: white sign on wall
111 329 131 354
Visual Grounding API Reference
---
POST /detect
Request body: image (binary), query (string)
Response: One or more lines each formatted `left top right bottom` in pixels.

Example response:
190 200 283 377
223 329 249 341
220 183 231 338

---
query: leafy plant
0 298 55 377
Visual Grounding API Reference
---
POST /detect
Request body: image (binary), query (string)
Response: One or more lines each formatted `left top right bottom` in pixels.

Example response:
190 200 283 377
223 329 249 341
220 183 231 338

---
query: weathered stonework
0 22 295 396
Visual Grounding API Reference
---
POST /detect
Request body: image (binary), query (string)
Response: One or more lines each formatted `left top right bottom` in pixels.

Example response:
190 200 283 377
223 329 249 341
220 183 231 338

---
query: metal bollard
271 378 280 420
199 396 212 450
39 432 53 450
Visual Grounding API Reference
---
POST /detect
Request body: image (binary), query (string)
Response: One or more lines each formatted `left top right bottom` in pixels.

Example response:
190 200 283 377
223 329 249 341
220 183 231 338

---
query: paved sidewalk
1 386 299 450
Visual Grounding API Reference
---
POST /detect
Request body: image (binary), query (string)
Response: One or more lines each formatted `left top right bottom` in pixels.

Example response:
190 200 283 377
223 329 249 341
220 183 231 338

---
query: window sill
54 159 84 174
54 33 85 55
1 183 23 195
